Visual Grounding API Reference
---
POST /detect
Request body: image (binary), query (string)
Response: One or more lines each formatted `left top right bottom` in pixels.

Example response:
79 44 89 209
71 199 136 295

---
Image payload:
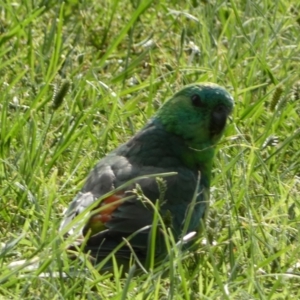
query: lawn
0 0 300 299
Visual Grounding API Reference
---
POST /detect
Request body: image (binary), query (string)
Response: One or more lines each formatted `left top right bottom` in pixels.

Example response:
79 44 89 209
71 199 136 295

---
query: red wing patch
83 192 125 236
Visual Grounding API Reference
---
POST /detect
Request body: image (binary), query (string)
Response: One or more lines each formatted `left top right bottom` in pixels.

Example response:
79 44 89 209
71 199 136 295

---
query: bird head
156 83 234 149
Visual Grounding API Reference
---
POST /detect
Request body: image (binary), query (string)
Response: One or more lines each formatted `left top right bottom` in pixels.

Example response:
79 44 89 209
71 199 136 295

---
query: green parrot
60 82 234 271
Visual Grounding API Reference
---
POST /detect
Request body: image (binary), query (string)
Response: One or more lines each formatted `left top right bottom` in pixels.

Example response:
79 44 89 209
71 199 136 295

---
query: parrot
60 82 234 272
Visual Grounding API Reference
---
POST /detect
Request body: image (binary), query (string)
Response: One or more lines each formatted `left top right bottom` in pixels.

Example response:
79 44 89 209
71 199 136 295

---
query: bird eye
191 94 204 107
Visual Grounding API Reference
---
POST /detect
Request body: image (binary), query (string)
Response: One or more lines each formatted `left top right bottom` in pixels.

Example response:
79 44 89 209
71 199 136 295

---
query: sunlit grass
0 0 300 298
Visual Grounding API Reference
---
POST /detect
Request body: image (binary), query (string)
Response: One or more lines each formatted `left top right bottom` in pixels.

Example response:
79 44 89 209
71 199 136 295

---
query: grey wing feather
60 123 207 267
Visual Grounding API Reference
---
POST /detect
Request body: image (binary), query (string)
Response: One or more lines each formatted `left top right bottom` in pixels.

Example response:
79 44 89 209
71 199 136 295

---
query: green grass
1 0 300 298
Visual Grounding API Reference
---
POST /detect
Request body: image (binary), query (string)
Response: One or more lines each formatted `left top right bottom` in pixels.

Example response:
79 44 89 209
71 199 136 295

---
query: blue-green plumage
60 82 234 271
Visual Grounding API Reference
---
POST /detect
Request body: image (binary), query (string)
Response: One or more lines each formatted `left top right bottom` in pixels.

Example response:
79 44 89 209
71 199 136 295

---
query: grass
0 0 300 298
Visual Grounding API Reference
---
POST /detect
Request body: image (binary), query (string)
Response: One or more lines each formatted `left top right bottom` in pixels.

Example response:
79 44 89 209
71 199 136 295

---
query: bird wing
60 124 208 264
